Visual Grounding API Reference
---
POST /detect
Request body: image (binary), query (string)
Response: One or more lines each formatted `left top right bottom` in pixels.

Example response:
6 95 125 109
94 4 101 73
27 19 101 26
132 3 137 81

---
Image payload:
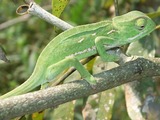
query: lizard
0 11 156 99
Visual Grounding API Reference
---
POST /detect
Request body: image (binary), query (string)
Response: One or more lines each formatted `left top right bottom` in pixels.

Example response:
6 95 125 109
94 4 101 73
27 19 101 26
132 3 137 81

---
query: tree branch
0 57 160 120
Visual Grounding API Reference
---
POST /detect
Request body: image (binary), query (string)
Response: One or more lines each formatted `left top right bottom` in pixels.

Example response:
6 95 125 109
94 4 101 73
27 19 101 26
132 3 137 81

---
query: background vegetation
0 0 160 119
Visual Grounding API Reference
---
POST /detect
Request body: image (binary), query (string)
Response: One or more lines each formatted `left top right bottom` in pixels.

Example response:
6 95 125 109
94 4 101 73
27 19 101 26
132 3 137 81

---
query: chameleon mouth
146 27 155 36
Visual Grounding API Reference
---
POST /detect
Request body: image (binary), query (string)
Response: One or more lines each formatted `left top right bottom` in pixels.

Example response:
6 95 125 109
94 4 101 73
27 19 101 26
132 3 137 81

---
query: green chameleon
0 11 156 99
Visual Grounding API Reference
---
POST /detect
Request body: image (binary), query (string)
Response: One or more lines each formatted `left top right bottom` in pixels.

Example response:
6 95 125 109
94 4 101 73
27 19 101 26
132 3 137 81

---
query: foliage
0 0 160 120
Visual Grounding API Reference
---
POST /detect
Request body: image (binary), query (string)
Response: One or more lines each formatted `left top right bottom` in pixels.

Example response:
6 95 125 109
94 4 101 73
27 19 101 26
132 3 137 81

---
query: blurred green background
0 0 160 120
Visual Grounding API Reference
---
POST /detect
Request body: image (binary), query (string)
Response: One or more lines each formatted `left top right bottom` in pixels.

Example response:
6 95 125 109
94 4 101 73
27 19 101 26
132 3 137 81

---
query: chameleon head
113 11 156 42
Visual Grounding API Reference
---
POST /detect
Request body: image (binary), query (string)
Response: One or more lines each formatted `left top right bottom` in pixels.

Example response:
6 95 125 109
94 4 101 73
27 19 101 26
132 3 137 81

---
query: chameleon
0 11 156 99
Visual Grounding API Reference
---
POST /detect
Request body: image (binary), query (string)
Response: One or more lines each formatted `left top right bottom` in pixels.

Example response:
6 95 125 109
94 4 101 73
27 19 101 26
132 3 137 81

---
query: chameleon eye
135 18 147 30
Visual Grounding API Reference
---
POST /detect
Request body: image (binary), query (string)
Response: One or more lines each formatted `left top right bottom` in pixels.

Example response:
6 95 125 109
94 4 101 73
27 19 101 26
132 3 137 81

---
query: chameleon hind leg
46 56 96 86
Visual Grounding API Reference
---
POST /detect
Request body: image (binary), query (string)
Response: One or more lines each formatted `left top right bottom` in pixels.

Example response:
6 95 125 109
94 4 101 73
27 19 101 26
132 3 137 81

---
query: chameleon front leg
46 56 96 86
95 36 119 62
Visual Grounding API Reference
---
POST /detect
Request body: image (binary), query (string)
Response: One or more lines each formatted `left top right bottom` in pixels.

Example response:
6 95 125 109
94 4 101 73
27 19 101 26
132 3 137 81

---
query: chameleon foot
84 75 97 89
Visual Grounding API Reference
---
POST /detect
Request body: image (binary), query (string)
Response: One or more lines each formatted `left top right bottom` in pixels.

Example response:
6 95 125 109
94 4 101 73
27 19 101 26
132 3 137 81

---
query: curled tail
0 73 44 99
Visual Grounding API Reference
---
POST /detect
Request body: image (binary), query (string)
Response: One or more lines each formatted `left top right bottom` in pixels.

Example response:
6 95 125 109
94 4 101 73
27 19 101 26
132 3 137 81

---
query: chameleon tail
0 73 44 99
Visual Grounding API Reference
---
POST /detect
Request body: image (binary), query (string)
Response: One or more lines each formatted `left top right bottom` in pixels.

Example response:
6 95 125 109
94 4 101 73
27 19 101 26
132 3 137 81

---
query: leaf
52 101 74 120
32 111 45 120
125 34 157 120
126 34 156 57
74 98 88 120
147 7 160 19
52 0 70 17
96 89 115 120
0 46 9 63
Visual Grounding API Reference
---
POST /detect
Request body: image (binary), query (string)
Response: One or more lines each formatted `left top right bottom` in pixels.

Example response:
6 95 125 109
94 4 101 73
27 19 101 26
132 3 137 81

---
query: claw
85 75 97 89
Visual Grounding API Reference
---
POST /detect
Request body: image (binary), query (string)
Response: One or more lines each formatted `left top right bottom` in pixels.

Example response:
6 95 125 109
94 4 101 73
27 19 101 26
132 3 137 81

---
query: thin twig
114 0 120 16
0 15 30 30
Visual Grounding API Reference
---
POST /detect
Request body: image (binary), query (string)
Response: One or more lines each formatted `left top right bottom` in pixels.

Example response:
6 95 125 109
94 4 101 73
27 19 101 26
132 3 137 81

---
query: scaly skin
0 11 156 99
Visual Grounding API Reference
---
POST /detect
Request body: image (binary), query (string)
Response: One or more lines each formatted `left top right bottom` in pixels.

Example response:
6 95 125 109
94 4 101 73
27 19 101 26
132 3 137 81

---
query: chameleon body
0 11 156 99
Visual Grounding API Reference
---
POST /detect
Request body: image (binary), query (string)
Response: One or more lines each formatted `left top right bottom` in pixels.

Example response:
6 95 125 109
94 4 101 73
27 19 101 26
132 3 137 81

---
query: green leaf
126 34 156 57
74 98 88 120
52 101 74 120
147 7 160 19
52 0 70 17
96 89 115 120
32 111 45 120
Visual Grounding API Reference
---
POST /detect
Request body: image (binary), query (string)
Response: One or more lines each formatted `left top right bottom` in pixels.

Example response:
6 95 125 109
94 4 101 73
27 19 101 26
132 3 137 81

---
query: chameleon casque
0 11 156 99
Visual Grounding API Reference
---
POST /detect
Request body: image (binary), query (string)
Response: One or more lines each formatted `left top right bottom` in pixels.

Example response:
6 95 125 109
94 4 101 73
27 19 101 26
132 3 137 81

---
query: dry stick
0 15 30 30
114 0 120 16
23 2 73 30
1 57 160 120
